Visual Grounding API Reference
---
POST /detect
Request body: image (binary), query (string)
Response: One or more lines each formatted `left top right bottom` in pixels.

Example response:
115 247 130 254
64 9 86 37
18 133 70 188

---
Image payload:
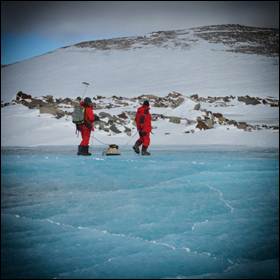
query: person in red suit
133 100 152 155
78 97 94 156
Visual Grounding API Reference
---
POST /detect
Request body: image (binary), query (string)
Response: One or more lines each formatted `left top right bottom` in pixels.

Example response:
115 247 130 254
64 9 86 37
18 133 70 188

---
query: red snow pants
80 125 91 146
137 132 150 147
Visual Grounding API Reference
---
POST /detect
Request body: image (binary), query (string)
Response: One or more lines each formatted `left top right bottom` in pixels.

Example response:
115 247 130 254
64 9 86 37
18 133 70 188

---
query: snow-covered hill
1 24 279 147
1 24 279 102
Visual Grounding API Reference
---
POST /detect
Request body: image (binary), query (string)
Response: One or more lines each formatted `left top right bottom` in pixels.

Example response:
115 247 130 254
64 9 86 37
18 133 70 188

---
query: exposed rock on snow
43 95 55 103
118 112 128 119
169 117 181 124
213 113 226 124
227 119 238 126
196 119 210 130
204 117 214 129
192 24 279 57
238 95 261 105
136 92 185 109
124 126 132 136
96 121 110 132
70 24 278 57
4 91 278 137
237 122 251 131
1 102 10 108
109 124 121 134
16 91 32 100
99 112 113 119
21 99 45 109
194 103 201 110
39 104 65 119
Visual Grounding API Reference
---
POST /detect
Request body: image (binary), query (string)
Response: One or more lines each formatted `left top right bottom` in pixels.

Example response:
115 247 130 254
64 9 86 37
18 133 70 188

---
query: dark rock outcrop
99 112 113 119
237 122 250 130
190 94 199 100
213 113 226 124
238 95 261 105
70 24 278 57
22 99 45 109
39 104 65 119
118 112 128 119
196 119 210 130
16 91 32 100
169 116 181 124
1 102 10 107
109 124 121 134
193 24 279 57
194 103 201 110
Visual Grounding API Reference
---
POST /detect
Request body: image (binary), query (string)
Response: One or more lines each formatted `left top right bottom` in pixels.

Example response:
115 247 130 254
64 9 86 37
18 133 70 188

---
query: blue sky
1 1 279 65
1 32 106 64
2 33 61 64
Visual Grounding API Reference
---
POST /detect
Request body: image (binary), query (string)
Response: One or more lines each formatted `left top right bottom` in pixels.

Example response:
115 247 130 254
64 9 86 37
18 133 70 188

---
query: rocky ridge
2 91 278 136
70 24 279 57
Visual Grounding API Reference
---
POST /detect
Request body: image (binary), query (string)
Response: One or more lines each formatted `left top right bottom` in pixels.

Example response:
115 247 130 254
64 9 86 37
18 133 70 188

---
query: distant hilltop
69 24 279 57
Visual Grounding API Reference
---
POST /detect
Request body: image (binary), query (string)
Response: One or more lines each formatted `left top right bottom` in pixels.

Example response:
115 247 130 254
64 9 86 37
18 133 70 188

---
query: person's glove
85 120 92 129
76 124 81 131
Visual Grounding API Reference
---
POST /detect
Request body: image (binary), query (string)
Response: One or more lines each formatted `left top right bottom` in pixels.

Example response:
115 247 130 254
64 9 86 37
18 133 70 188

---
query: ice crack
207 184 234 213
192 219 209 231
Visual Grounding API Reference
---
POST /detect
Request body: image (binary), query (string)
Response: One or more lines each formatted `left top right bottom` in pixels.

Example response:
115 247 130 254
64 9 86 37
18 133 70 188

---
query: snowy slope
1 25 279 148
1 26 279 102
2 44 278 101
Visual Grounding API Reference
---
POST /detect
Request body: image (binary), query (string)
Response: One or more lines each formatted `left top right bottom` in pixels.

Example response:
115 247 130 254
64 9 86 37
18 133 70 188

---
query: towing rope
91 130 138 147
91 135 108 145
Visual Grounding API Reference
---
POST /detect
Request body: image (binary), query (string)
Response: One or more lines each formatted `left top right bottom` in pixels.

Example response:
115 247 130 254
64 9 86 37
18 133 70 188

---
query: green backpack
72 104 84 125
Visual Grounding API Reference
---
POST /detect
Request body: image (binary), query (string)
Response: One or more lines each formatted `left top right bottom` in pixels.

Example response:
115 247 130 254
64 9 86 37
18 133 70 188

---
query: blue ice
1 146 279 279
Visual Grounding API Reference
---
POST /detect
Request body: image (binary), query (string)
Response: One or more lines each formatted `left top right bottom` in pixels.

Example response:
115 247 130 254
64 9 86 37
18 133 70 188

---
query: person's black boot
133 140 142 154
77 145 83 155
79 146 91 156
141 146 151 156
84 146 92 156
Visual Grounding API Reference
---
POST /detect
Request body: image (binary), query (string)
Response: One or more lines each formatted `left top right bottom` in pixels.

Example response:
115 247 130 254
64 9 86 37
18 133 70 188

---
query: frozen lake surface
1 146 279 279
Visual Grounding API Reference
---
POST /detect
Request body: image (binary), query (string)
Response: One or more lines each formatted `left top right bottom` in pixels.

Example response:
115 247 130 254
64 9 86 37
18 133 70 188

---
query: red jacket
80 101 94 129
135 105 151 133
